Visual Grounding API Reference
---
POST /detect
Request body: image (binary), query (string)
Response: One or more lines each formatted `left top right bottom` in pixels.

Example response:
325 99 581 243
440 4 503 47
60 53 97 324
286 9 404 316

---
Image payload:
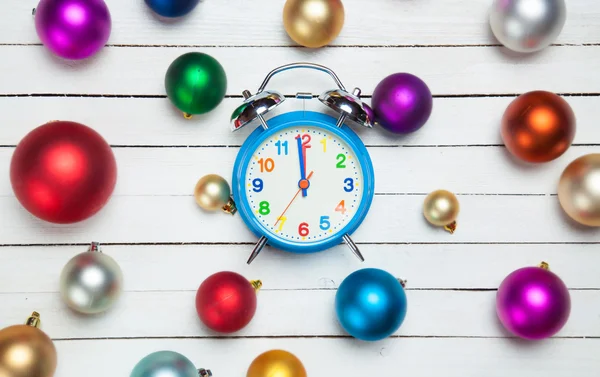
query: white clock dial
244 125 365 243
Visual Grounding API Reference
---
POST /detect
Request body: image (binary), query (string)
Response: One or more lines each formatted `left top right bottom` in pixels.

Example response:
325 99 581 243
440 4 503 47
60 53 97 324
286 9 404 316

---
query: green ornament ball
164 52 227 117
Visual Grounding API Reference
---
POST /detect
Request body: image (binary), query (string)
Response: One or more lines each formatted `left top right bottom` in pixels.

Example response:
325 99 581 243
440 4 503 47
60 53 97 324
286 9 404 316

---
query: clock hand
275 171 314 226
296 135 308 197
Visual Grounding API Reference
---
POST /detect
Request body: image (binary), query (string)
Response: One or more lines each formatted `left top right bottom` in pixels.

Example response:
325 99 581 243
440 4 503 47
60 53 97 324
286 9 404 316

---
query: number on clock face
245 126 364 243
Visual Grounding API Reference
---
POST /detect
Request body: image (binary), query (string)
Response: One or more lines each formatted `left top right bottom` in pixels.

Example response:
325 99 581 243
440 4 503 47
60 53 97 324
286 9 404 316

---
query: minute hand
296 135 308 197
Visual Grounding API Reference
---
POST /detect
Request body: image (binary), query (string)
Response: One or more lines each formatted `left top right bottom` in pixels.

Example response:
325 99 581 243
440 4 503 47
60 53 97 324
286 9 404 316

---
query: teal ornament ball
335 268 407 341
165 52 227 118
130 351 197 377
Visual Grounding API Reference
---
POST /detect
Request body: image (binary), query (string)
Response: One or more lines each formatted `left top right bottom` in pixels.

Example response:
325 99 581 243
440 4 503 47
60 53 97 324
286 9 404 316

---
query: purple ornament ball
35 0 112 60
371 73 433 134
496 266 571 340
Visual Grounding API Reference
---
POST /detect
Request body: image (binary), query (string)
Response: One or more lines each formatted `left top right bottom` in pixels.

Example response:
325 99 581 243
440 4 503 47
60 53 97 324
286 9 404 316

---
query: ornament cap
539 261 550 270
222 197 238 215
444 221 457 234
398 279 407 288
89 241 102 253
198 368 213 377
26 311 41 328
250 280 263 291
183 112 193 120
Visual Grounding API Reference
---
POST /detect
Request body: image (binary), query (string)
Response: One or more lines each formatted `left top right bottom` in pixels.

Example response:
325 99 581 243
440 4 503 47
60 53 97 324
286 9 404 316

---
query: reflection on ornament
247 350 306 377
490 0 566 53
130 351 212 377
335 268 407 341
35 0 111 59
194 174 237 214
558 154 600 226
196 271 261 333
496 262 571 340
145 0 200 18
165 53 227 118
283 0 345 48
0 312 57 377
371 73 433 134
60 242 123 314
10 121 117 224
501 91 575 163
423 190 459 234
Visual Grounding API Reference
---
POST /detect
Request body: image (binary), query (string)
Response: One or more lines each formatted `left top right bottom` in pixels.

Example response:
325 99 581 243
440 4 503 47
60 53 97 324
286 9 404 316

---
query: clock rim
232 110 375 254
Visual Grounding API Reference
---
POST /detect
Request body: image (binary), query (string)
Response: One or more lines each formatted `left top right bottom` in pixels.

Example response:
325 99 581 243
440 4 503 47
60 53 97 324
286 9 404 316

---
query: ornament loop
26 311 41 328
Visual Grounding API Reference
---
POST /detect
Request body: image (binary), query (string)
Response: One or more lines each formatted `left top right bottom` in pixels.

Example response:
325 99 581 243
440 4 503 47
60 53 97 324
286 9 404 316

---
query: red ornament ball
195 271 259 333
10 121 117 224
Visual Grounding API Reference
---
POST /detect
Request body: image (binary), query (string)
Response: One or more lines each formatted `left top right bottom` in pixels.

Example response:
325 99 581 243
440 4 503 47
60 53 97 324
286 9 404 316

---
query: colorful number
258 158 275 172
319 216 331 230
277 216 287 232
320 138 327 152
298 222 310 236
252 178 264 192
343 178 354 192
296 134 312 148
275 140 288 155
335 200 347 214
259 201 271 215
336 153 347 168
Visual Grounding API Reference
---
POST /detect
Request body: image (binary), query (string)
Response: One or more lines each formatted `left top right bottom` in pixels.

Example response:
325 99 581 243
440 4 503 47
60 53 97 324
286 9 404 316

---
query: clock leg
247 236 268 265
343 234 365 262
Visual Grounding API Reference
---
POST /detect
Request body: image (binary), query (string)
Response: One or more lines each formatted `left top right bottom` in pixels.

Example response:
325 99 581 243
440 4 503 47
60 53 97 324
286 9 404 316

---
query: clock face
243 125 365 245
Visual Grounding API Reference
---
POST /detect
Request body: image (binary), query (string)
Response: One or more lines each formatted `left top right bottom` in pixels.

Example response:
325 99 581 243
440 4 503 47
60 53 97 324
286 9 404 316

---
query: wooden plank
0 146 595 196
0 290 595 338
1 0 599 46
0 46 598 95
0 96 598 147
1 244 598 292
48 338 600 377
0 195 597 244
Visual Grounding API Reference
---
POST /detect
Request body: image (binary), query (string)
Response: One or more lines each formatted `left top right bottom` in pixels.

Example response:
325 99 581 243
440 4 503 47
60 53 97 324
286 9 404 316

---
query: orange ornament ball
501 91 575 163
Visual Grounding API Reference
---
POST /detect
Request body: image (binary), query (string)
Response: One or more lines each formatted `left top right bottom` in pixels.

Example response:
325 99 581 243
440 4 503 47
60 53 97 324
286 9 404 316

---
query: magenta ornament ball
496 266 571 340
371 73 433 134
35 0 112 60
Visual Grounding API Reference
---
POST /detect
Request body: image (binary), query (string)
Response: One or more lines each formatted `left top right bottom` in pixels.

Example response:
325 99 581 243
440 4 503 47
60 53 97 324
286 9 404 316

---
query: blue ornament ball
335 268 407 341
145 0 201 18
130 351 198 377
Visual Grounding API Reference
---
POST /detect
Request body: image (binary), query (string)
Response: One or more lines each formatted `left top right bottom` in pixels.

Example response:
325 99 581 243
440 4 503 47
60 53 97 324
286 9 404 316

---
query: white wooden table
1 1 599 376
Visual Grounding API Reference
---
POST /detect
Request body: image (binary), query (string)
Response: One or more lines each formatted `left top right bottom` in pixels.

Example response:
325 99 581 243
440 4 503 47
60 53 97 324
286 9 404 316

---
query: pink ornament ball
35 0 112 60
496 265 571 340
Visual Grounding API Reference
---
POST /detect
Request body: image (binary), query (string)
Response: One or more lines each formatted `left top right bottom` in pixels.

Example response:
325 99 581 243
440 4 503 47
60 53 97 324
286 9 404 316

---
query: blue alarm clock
230 63 375 264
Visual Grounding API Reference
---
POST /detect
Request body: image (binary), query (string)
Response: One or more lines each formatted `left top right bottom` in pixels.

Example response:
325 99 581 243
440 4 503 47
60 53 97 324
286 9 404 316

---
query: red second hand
274 171 314 226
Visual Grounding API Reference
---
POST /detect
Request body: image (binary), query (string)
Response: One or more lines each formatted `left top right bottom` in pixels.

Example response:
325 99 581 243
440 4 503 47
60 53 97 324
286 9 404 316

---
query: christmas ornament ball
372 73 433 134
247 350 307 377
145 0 200 18
194 174 235 213
0 313 57 377
60 243 123 314
501 91 575 163
558 154 600 226
283 0 345 48
35 0 111 60
10 121 117 224
130 351 198 377
423 190 459 233
335 268 407 341
490 0 566 53
497 264 571 340
165 52 227 117
196 271 260 333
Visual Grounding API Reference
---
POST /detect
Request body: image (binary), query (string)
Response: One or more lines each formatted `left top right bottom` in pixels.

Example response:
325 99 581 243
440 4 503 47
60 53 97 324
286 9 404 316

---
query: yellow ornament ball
423 190 460 233
283 0 345 48
247 350 307 377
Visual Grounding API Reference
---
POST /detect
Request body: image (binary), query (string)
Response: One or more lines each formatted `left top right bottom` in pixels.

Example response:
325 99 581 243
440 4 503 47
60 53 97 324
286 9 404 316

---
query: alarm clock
230 63 375 264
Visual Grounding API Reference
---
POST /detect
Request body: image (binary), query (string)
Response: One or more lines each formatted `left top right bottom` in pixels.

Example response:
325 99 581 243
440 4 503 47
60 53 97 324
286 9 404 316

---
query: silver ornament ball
60 243 123 314
490 0 566 53
130 351 210 377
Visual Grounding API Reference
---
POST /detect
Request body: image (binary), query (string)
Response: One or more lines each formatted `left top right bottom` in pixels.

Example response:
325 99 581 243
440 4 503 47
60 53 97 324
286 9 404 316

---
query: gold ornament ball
194 174 232 211
0 313 57 377
247 349 307 377
283 0 345 48
423 190 460 230
558 154 600 227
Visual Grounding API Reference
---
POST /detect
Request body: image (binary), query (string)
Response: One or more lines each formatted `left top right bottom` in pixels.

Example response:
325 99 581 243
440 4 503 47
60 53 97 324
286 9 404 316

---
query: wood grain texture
0 46 598 95
1 0 599 46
